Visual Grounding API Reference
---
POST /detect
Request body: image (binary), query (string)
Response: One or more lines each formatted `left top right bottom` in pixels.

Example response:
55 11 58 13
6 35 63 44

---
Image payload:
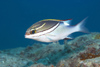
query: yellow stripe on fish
35 23 46 30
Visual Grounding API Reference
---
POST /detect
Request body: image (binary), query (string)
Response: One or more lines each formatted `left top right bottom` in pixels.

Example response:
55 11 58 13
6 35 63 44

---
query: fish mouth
25 35 28 38
25 32 30 35
25 32 31 38
25 32 36 39
25 35 31 39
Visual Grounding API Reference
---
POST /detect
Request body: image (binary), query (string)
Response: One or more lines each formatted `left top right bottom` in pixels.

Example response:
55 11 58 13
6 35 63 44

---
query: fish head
25 19 60 40
25 27 37 39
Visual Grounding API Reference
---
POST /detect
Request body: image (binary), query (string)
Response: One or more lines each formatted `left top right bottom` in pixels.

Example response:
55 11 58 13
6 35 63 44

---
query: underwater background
0 0 100 50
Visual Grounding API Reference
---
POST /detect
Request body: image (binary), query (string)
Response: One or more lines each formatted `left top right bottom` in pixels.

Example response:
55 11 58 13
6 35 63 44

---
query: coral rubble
0 32 100 67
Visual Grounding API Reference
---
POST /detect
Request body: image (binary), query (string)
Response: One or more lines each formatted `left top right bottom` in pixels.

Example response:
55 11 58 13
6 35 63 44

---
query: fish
25 18 88 42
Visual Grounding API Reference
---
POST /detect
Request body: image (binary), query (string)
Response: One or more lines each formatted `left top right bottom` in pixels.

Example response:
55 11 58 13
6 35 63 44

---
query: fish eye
30 30 36 34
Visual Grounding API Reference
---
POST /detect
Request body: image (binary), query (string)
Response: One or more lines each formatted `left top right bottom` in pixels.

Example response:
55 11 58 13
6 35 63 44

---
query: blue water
0 0 100 49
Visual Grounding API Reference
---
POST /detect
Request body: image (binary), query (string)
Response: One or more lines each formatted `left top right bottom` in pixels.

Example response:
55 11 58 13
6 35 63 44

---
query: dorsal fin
40 19 72 22
62 19 72 25
41 19 60 21
60 19 72 21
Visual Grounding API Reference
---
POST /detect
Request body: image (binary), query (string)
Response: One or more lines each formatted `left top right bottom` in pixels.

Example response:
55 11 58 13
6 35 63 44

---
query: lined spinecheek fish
25 18 88 42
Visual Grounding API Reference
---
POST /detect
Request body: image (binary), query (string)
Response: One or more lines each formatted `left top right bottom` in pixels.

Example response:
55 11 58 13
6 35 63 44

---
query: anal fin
64 37 73 40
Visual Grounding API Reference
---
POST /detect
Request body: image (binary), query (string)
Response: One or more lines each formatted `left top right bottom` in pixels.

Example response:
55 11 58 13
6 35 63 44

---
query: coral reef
0 32 100 67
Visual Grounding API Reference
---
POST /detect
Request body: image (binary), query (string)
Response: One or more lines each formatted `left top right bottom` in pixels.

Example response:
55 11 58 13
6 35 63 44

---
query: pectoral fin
45 34 55 41
46 34 56 36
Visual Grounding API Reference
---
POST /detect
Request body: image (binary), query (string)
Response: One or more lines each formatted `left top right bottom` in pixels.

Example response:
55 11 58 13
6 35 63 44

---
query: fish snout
25 32 30 35
25 32 30 38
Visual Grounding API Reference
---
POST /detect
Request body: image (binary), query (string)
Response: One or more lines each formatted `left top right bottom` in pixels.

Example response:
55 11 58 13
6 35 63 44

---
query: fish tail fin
75 17 89 33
